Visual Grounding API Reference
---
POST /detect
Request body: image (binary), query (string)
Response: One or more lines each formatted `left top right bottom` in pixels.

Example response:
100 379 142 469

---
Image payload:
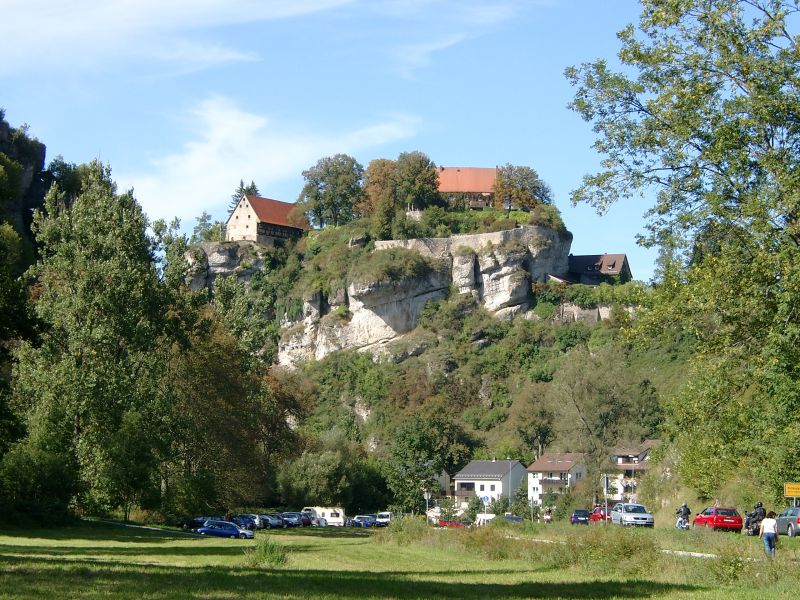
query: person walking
759 511 778 558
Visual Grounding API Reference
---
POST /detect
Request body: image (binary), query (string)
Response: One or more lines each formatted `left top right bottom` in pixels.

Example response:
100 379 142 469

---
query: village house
563 253 632 285
225 194 304 246
437 166 498 209
452 459 527 509
527 453 586 506
605 439 659 503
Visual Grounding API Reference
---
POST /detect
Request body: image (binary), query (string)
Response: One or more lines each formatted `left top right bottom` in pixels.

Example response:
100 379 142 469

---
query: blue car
570 509 591 525
197 520 254 539
348 514 377 527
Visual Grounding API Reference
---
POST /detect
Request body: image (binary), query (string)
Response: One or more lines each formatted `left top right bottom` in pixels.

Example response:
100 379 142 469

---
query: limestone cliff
184 241 268 291
277 225 573 367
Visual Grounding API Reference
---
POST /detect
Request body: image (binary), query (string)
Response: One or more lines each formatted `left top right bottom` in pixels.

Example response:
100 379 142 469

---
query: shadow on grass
0 522 194 543
0 556 703 599
268 527 373 539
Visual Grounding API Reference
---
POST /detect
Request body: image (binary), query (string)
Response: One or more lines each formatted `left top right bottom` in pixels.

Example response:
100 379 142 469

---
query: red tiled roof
527 452 584 473
437 167 497 194
244 195 301 229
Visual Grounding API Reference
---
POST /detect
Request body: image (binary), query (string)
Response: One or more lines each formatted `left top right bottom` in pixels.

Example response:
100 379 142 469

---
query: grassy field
0 520 798 599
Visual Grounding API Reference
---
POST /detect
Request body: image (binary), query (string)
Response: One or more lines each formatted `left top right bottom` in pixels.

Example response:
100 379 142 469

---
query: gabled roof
527 453 585 473
612 439 659 460
240 195 301 229
568 254 629 277
453 460 523 480
437 167 497 194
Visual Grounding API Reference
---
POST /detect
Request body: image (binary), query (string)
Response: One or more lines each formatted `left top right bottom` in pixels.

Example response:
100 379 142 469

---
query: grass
0 520 798 599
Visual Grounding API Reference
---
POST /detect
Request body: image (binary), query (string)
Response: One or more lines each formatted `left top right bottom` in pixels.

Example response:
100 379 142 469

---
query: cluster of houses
223 166 632 284
447 440 658 510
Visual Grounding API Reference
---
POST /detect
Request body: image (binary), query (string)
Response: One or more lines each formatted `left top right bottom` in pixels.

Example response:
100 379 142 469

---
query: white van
302 507 346 527
376 511 392 526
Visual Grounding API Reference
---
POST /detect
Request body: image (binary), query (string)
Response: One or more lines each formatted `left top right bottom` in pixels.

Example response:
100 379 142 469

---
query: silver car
610 502 654 527
776 507 800 537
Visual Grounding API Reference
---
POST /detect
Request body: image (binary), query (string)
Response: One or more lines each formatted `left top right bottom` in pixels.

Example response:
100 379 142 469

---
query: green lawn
0 521 797 599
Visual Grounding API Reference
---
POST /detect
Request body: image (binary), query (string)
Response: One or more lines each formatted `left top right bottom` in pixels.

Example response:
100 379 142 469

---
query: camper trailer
301 507 346 527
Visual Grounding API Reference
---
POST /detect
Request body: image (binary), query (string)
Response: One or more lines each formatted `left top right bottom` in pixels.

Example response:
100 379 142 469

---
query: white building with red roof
527 453 586 506
226 194 304 245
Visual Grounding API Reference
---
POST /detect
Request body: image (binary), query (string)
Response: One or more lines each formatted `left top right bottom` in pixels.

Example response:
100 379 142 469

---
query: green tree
395 151 440 211
12 162 170 513
492 163 553 211
298 154 364 228
566 0 800 498
385 412 471 513
190 211 226 244
229 179 259 214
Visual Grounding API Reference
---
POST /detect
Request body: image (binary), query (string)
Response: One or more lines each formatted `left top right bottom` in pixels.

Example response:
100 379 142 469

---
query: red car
589 506 611 522
437 518 471 528
692 507 743 532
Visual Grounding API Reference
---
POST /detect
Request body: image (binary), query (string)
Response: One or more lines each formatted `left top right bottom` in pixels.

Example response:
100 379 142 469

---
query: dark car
260 514 286 529
181 516 217 531
348 514 378 527
503 515 525 523
570 509 591 525
279 512 303 527
232 515 257 530
197 520 254 539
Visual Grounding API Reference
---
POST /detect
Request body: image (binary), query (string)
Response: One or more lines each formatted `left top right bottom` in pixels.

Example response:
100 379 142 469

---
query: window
490 484 495 491
548 472 553 478
459 482 475 491
479 484 484 491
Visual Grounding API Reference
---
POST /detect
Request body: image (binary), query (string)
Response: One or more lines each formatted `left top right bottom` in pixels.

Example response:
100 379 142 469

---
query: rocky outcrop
184 240 267 291
278 225 573 367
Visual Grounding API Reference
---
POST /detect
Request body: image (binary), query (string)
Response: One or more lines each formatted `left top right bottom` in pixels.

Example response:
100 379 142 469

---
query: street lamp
423 490 432 525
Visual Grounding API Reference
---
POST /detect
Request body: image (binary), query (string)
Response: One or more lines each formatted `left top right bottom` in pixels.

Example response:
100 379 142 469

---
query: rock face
184 241 267 291
277 225 573 367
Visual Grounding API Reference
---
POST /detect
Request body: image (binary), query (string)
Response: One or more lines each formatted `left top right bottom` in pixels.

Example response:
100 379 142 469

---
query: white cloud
396 34 467 76
115 96 418 224
0 0 353 74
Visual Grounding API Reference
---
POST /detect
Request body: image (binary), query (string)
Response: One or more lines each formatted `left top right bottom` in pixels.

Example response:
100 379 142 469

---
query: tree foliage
493 163 553 210
298 154 364 228
229 179 259 214
567 0 800 499
395 151 440 211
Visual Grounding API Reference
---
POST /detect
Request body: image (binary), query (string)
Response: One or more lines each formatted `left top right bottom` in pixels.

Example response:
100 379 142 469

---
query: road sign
785 482 800 497
482 495 490 504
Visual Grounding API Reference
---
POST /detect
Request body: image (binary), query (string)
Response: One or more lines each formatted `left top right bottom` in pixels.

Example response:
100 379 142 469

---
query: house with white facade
605 440 658 502
527 453 586 506
225 194 304 246
452 460 527 509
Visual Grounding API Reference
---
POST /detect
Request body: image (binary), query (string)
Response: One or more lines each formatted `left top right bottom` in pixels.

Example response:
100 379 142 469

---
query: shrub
372 514 429 546
243 536 289 568
348 248 440 285
533 301 556 320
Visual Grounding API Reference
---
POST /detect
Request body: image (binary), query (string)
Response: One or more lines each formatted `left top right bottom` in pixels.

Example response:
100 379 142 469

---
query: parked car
197 520 254 539
610 503 654 527
588 506 611 523
259 514 286 529
231 515 257 530
692 507 743 532
279 512 303 527
776 507 800 537
348 514 378 527
570 509 591 525
376 511 392 526
181 516 219 531
238 514 262 529
503 514 525 523
437 518 472 528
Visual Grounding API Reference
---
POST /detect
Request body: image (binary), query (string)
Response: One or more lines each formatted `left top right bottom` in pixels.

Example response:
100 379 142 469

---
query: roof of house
527 453 585 473
453 460 523 480
568 254 629 277
239 195 301 229
612 439 659 458
437 167 497 194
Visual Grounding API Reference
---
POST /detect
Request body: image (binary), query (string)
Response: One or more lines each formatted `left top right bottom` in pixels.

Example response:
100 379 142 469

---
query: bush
348 247 440 286
372 514 429 546
243 535 289 568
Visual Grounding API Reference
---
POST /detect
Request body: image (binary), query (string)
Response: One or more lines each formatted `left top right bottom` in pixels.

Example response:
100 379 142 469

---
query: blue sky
1 0 659 281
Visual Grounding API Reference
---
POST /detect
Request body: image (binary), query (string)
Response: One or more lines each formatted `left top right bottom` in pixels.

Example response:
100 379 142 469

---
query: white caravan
302 506 346 527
